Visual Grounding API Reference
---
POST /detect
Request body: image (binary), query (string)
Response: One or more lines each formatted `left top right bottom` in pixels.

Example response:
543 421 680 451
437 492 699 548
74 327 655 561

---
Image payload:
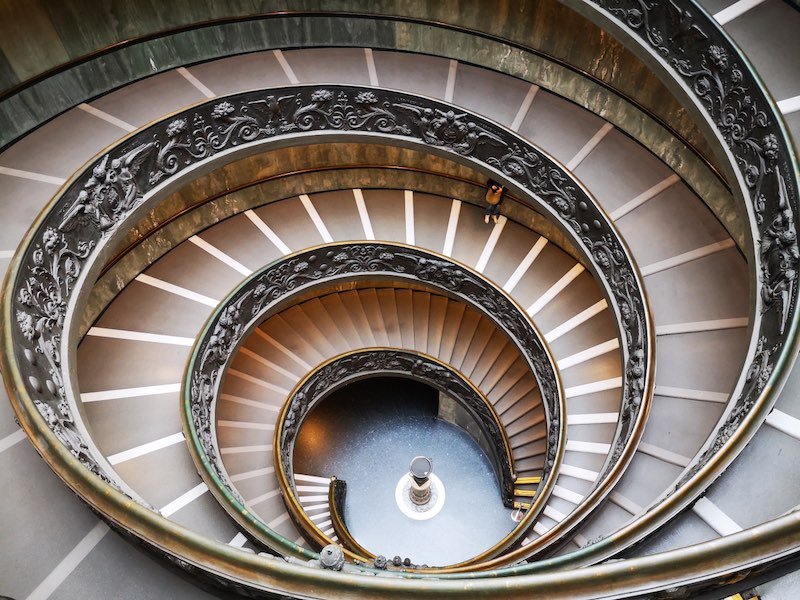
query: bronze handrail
183 243 564 567
0 0 797 594
4 83 652 590
328 477 377 560
271 346 523 566
0 10 727 188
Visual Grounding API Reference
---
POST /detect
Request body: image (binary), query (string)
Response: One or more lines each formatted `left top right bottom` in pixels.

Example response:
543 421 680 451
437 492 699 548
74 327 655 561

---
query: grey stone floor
294 378 516 566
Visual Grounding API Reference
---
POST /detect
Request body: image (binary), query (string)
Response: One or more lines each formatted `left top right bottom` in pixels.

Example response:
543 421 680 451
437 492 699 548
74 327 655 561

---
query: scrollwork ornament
277 349 518 505
758 165 798 335
12 86 651 543
59 144 155 233
593 0 799 495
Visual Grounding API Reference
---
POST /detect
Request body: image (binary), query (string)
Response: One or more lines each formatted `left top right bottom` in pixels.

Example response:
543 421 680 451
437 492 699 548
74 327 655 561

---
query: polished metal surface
183 243 562 565
1 0 799 595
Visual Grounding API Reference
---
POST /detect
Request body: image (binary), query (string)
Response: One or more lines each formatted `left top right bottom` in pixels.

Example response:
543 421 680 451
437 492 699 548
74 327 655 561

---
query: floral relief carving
277 350 518 506
593 0 798 491
14 86 649 511
59 143 154 232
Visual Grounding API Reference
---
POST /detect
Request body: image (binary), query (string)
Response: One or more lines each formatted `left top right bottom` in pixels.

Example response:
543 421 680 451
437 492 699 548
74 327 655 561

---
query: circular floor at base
293 378 516 566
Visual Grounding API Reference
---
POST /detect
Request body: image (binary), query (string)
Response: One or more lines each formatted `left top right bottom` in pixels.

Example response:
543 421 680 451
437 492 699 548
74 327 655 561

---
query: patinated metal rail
3 81 656 592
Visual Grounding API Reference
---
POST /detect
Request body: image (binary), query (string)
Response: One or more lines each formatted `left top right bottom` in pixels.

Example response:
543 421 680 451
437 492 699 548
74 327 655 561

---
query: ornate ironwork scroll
277 349 517 505
585 0 800 517
4 84 649 569
183 243 560 558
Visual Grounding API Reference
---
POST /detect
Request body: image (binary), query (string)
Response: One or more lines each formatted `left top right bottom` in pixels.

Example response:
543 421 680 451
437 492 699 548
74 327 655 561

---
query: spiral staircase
0 1 799 598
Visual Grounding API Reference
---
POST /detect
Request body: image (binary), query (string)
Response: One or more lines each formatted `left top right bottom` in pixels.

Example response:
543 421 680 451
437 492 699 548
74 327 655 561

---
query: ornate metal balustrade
486 0 800 571
278 348 518 509
2 83 652 590
592 0 799 468
0 0 795 595
183 245 560 565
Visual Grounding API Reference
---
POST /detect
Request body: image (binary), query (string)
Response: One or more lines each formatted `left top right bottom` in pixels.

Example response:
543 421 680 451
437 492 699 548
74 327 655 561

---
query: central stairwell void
294 377 516 566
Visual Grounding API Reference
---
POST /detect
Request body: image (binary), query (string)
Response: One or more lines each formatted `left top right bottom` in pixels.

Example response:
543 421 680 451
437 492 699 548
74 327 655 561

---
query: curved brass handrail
183 243 564 568
2 83 650 590
328 477 377 560
271 346 523 566
0 0 797 594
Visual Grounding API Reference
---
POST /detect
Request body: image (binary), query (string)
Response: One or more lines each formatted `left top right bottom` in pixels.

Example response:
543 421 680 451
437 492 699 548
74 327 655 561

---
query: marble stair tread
319 292 369 348
283 47 372 85
472 337 517 389
84 392 183 458
516 88 608 165
372 50 452 98
340 289 379 347
531 272 608 336
459 318 498 377
644 250 749 325
77 337 189 392
613 182 733 267
448 202 496 267
438 301 468 364
252 198 326 252
89 69 208 129
0 105 131 178
0 175 61 251
410 290 432 355
427 294 450 357
452 62 535 128
361 188 407 243
142 238 242 300
573 128 675 215
182 50 291 97
260 314 328 365
358 288 391 347
299 298 354 355
557 353 623 391
376 287 405 348
228 348 302 389
216 395 282 426
722 0 800 99
93 280 213 337
196 212 285 273
309 189 368 241
502 243 579 312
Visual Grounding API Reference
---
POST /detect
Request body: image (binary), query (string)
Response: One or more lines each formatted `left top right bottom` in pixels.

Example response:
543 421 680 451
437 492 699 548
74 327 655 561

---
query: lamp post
409 456 433 505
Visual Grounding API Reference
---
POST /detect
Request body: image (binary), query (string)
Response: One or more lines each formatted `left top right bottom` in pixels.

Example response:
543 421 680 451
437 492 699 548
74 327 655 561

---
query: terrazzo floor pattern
294 378 516 566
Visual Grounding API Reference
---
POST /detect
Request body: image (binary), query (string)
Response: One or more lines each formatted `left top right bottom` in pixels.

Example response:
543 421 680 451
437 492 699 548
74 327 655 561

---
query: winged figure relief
667 0 708 49
58 142 154 232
